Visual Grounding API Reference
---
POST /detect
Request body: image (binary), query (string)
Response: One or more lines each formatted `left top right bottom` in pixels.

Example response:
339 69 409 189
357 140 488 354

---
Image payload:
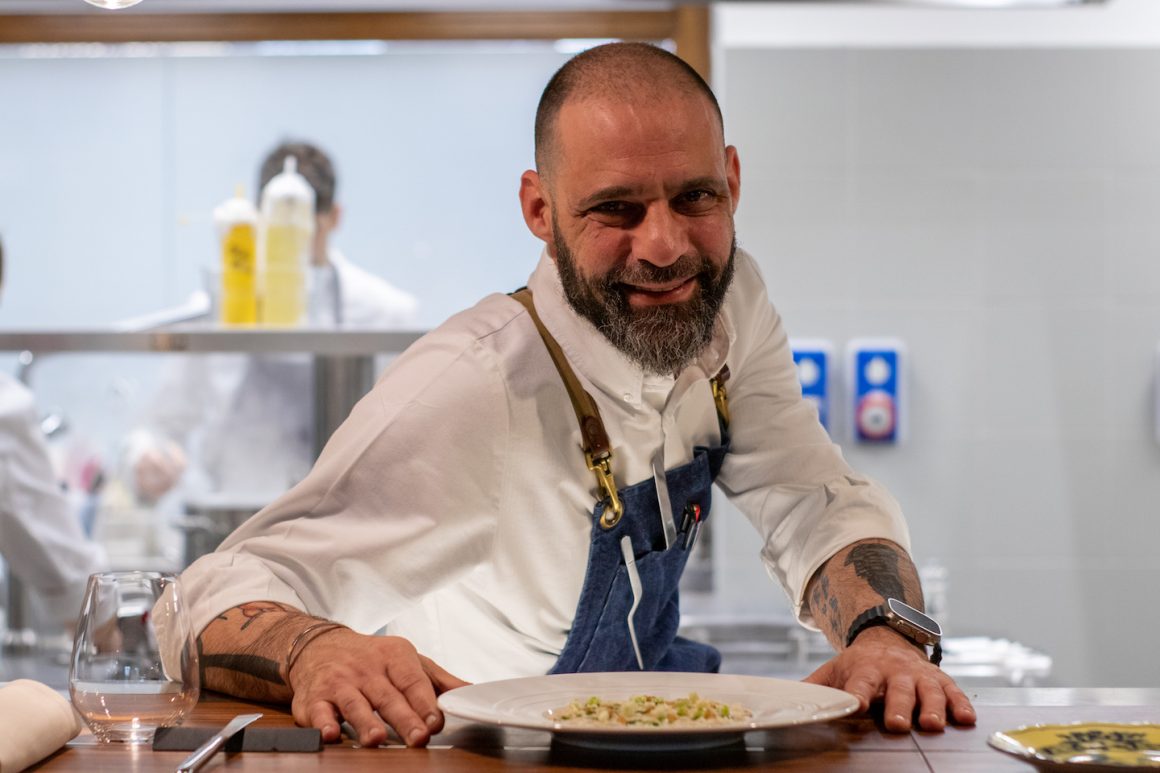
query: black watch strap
845 604 891 646
845 604 943 667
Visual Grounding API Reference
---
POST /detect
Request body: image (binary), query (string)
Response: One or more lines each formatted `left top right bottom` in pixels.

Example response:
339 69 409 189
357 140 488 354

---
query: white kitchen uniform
0 374 105 625
132 248 419 499
181 248 909 683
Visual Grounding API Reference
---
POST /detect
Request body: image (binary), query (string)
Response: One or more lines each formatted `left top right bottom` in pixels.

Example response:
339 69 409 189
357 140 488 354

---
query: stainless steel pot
174 496 266 568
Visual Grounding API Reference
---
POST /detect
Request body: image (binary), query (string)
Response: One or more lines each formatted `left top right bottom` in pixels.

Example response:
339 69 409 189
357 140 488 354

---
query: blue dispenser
847 338 906 445
790 339 833 434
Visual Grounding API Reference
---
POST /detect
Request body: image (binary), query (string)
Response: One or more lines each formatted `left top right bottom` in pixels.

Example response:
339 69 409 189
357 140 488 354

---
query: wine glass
69 571 200 743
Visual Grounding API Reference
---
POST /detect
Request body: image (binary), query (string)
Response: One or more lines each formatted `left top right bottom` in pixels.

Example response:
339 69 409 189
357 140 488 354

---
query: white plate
438 672 859 750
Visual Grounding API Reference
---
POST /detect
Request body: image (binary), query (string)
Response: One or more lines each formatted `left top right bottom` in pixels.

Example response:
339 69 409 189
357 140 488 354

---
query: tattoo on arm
197 602 310 702
844 543 907 603
238 601 291 630
201 654 286 685
196 633 205 687
808 575 843 638
806 539 923 650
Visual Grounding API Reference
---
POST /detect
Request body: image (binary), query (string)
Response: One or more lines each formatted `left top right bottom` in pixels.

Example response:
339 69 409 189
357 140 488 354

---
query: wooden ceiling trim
0 10 678 45
673 5 710 82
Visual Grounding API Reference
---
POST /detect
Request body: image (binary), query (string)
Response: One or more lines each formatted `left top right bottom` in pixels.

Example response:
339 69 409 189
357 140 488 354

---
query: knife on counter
175 712 263 773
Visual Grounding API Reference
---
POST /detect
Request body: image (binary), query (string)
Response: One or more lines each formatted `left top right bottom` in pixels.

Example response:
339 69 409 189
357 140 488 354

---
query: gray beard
553 230 736 376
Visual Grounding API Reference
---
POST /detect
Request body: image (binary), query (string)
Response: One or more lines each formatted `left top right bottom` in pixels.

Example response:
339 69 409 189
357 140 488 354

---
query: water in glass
69 571 200 743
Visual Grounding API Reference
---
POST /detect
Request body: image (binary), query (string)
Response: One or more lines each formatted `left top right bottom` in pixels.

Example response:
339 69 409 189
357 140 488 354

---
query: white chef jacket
0 374 105 625
181 248 909 683
132 248 419 499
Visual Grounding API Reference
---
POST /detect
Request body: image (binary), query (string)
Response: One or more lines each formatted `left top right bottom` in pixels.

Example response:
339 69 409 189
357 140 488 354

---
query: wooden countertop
33 688 1160 772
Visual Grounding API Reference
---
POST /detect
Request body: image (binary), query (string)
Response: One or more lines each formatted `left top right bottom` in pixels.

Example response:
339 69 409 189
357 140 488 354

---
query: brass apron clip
586 450 624 528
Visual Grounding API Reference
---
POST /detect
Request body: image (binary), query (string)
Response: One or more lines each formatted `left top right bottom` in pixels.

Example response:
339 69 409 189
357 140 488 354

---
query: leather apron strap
511 288 624 527
510 287 730 529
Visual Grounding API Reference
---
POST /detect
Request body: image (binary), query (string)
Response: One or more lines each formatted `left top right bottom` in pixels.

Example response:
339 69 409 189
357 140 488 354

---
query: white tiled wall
718 47 1160 687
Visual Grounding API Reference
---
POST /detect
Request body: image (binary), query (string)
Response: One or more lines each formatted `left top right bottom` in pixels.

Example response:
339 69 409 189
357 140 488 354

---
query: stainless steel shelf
0 326 426 355
0 324 431 653
0 325 429 460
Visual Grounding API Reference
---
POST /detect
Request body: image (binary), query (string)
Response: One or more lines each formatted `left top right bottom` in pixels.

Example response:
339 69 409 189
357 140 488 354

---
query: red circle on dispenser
856 390 896 440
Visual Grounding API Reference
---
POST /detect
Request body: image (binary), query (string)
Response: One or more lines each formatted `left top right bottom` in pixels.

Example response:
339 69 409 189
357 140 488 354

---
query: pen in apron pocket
680 503 702 551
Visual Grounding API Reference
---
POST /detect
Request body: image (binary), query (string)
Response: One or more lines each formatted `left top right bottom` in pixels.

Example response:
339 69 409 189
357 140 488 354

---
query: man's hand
197 603 469 748
287 628 469 747
801 538 977 733
804 626 975 732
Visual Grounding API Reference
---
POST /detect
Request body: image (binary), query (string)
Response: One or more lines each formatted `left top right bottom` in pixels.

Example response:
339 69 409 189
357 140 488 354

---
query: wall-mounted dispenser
847 338 906 445
790 339 833 434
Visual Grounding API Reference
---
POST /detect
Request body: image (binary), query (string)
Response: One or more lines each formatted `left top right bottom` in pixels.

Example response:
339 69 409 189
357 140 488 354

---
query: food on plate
550 692 753 727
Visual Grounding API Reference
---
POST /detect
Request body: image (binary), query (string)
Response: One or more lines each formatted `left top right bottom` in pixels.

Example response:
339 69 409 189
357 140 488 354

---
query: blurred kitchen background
1 0 1158 689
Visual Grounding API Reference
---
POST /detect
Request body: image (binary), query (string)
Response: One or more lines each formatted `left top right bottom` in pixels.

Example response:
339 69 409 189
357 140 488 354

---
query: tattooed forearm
844 543 907 603
805 538 923 650
196 601 316 703
201 654 285 685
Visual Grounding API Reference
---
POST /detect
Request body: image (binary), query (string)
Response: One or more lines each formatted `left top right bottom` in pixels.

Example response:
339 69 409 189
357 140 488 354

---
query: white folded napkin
0 680 85 773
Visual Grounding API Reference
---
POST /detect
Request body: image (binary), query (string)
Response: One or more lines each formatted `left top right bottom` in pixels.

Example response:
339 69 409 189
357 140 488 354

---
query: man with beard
181 42 975 749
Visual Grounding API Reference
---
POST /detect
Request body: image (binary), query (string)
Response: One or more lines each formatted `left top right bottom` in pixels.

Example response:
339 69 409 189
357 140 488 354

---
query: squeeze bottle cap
212 184 257 237
260 156 315 227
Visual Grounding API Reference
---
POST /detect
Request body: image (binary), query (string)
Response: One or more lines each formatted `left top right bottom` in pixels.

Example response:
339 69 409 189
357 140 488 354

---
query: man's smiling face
535 90 741 375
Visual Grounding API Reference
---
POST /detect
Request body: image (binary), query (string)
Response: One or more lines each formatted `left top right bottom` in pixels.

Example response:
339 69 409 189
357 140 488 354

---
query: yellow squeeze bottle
258 157 315 326
214 185 258 325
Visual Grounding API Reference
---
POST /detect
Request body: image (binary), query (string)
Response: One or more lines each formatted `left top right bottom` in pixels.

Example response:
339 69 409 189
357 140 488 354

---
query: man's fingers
360 675 418 734
944 680 977 726
374 692 430 747
303 700 343 743
366 654 436 742
915 676 947 731
842 669 884 714
881 674 917 733
332 687 389 748
380 645 441 741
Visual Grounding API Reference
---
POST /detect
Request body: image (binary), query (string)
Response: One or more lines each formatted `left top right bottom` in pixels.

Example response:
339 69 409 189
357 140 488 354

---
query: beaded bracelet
285 620 349 679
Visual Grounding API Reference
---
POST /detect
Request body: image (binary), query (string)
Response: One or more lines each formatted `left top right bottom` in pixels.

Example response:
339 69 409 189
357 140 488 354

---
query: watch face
887 598 942 639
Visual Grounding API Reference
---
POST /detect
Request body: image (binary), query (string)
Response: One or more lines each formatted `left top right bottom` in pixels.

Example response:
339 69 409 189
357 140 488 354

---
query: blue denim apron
510 289 730 675
548 436 729 674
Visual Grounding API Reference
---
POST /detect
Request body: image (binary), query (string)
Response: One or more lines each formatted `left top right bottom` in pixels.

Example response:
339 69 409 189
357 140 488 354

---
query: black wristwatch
845 598 943 667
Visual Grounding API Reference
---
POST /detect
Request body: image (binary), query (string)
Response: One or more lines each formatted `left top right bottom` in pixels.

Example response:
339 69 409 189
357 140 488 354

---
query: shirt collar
525 248 733 409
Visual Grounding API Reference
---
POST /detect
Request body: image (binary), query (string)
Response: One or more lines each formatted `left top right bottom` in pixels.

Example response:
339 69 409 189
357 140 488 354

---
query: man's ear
725 145 741 214
519 170 554 248
316 204 342 237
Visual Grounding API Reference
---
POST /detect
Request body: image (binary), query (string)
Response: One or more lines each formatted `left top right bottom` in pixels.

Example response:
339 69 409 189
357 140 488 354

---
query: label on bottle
221 224 257 325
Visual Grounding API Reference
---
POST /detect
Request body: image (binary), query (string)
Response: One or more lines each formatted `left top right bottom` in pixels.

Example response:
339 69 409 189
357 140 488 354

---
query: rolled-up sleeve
181 331 508 638
715 256 910 628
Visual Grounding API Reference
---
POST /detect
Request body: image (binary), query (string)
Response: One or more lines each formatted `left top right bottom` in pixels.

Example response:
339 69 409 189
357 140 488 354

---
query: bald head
534 42 723 178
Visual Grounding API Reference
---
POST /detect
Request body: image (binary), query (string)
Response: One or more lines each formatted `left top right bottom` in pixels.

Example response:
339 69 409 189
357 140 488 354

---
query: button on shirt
181 248 909 683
